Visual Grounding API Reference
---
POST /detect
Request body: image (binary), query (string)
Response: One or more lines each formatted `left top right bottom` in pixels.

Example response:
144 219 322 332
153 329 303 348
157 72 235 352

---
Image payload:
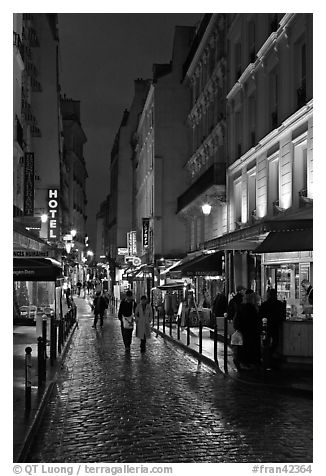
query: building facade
108 80 151 289
219 13 313 303
132 26 196 297
13 13 62 252
60 96 88 283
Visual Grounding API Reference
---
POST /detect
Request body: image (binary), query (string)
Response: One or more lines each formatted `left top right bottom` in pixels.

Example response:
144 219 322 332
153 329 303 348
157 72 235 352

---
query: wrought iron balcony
31 76 42 92
31 124 41 137
177 162 226 213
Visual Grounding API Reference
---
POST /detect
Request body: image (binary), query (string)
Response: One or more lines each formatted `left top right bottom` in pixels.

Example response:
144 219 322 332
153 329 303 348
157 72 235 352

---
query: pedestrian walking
77 280 82 296
259 288 286 367
92 291 108 329
233 289 262 370
135 295 153 353
118 290 136 351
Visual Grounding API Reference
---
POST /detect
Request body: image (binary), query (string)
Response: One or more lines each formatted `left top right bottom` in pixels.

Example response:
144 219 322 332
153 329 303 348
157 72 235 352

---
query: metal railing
153 307 231 372
24 307 78 412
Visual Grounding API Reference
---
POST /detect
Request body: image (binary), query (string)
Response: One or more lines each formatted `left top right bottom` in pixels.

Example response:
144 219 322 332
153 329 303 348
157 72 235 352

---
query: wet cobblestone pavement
27 298 313 463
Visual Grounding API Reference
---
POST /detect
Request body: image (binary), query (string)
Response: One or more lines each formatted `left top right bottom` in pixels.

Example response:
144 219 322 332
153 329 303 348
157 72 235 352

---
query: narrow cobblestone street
27 298 312 463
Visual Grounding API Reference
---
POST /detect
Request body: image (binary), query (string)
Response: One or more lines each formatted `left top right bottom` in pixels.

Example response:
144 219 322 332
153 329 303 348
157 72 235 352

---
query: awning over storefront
13 257 63 281
168 251 224 277
122 264 153 281
254 229 313 253
205 207 313 253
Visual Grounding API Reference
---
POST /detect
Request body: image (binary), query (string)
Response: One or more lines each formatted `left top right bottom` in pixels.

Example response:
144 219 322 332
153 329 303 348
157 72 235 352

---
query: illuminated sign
24 152 34 216
48 189 59 240
127 231 137 256
118 247 128 255
142 218 150 249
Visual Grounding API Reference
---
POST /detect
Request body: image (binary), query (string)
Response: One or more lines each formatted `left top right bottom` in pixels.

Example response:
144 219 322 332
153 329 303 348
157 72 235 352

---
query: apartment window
269 70 278 129
235 110 242 158
247 170 256 221
293 141 308 205
269 13 278 34
248 21 256 63
234 179 242 223
248 95 256 147
268 155 279 213
209 47 215 75
296 41 307 108
234 42 242 80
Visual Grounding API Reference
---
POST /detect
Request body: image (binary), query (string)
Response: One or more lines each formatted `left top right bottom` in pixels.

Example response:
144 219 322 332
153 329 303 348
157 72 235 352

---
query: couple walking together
118 291 152 352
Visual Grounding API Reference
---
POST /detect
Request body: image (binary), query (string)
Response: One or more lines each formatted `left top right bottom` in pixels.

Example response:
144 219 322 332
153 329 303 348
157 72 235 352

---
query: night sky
58 13 203 248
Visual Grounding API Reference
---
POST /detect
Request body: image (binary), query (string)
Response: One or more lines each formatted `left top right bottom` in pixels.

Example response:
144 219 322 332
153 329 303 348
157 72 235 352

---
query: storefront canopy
254 229 313 253
205 207 313 253
169 251 224 277
13 257 62 281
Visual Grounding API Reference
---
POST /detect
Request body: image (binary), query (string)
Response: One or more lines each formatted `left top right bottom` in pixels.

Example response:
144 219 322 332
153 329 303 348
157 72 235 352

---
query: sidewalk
153 323 313 397
13 300 80 462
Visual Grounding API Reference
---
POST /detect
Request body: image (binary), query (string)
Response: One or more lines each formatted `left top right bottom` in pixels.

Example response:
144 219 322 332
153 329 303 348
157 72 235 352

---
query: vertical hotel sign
24 152 34 216
142 218 150 250
127 231 137 256
48 189 59 241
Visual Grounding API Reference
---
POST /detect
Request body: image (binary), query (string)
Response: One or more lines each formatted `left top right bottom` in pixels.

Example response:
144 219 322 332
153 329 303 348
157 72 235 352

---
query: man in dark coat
259 288 286 357
227 284 246 321
118 290 136 351
92 291 107 329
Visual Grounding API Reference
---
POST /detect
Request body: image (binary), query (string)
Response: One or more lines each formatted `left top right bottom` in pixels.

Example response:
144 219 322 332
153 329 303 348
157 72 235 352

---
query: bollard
37 337 45 387
25 346 32 411
169 314 172 336
223 313 228 373
163 312 166 334
214 322 218 363
187 321 190 346
199 321 203 354
58 319 63 354
177 316 180 340
50 316 56 366
42 317 47 359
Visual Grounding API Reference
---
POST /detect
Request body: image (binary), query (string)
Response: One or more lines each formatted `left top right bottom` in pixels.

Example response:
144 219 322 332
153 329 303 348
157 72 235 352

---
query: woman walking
135 295 153 353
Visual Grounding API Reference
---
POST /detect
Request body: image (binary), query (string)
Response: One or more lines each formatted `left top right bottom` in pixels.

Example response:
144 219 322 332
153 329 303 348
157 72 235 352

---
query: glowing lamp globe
202 203 212 215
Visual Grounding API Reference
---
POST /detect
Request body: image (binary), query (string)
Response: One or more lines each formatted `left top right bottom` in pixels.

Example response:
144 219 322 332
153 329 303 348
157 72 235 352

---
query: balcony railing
177 162 226 213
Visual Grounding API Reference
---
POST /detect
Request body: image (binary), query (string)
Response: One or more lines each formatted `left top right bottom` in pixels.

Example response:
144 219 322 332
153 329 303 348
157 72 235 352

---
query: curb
16 321 78 463
153 327 313 398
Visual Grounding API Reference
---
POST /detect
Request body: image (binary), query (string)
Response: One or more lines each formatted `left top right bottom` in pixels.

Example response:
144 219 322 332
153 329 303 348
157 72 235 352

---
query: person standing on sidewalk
92 291 108 329
259 288 286 367
77 281 82 296
118 290 136 351
135 295 153 353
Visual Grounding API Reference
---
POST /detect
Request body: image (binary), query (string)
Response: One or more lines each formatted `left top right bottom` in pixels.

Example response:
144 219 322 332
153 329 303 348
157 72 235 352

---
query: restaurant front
205 207 313 364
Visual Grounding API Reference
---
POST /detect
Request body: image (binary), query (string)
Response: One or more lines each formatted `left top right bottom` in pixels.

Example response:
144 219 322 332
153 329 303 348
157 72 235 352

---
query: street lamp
71 229 77 238
201 202 212 216
41 213 48 223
